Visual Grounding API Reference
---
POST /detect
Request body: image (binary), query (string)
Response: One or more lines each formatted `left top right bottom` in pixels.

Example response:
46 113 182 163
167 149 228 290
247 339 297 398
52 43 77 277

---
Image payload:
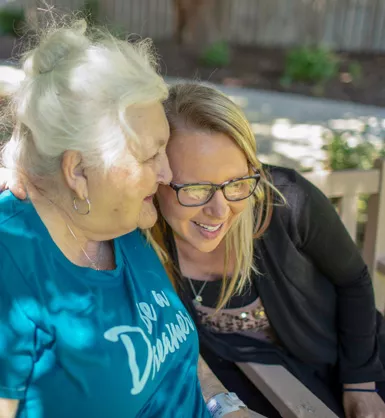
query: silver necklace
66 223 102 270
187 277 208 306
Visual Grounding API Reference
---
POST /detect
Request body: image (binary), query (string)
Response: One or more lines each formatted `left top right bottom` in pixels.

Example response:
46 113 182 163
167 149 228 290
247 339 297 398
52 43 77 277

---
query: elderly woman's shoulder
0 191 27 223
0 191 36 248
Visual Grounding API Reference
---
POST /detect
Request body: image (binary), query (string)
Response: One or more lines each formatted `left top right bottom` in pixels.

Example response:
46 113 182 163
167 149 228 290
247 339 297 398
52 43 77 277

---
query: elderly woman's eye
146 152 160 162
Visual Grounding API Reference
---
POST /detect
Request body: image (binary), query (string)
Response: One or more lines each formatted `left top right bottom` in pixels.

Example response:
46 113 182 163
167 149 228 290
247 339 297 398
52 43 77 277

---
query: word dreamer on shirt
104 290 195 395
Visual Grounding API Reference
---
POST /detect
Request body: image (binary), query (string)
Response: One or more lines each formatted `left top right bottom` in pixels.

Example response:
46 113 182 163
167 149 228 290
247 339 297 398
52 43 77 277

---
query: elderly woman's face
86 103 172 236
156 130 249 253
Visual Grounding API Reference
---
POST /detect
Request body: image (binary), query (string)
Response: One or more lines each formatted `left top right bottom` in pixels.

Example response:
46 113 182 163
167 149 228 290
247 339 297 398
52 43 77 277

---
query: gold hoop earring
73 197 91 215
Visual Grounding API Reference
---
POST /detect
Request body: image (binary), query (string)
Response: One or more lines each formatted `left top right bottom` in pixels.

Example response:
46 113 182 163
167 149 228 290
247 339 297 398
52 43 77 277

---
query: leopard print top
195 297 276 342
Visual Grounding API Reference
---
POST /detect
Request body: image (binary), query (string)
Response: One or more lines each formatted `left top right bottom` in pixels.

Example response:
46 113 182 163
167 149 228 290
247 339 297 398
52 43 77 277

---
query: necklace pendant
194 295 203 305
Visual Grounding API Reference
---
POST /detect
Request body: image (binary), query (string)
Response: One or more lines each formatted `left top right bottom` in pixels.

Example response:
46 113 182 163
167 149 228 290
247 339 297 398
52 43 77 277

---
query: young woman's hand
0 168 27 199
343 383 385 418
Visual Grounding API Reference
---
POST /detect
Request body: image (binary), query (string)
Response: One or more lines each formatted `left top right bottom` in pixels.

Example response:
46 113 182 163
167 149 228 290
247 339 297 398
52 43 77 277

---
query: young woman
149 83 385 418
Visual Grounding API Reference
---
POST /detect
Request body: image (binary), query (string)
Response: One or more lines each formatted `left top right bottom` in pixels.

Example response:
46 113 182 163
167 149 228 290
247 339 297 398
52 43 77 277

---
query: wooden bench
237 363 338 417
305 158 385 312
237 159 385 417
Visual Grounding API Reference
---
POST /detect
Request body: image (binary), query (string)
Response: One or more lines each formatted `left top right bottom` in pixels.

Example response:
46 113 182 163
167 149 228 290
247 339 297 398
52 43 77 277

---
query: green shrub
348 61 362 83
81 0 100 26
200 41 231 68
324 132 385 247
108 24 127 40
325 133 379 171
0 6 25 37
282 46 339 86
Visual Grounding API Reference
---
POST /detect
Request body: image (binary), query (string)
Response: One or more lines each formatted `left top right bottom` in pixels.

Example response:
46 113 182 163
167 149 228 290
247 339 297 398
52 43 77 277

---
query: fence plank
374 0 385 50
344 0 358 49
366 0 380 49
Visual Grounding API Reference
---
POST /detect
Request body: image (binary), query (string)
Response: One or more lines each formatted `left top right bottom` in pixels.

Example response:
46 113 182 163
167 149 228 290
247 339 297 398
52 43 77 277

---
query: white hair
1 18 168 178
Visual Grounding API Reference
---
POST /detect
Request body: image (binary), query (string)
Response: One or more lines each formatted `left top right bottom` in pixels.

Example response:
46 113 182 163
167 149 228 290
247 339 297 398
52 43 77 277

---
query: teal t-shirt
0 192 210 418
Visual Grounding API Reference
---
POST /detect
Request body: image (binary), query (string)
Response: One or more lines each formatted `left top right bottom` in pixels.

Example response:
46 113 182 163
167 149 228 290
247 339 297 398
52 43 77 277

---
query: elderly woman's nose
158 153 173 185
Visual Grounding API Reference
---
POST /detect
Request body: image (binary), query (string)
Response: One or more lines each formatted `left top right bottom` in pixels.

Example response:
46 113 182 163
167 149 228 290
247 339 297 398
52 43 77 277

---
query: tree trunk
173 0 231 53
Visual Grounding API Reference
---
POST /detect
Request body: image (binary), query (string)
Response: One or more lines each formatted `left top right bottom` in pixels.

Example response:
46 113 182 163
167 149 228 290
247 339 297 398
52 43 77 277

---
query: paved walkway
167 77 385 170
2 64 385 171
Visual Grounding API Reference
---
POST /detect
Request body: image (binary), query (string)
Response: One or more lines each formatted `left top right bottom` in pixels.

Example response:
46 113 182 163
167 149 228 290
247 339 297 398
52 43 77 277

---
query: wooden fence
17 0 385 52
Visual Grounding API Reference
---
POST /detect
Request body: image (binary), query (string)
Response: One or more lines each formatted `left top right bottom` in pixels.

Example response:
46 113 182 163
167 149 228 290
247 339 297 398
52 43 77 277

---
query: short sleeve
0 245 37 400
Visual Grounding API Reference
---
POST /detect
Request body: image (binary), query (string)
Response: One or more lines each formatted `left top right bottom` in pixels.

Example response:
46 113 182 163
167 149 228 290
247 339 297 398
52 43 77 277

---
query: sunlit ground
166 77 385 172
226 91 385 172
2 70 385 173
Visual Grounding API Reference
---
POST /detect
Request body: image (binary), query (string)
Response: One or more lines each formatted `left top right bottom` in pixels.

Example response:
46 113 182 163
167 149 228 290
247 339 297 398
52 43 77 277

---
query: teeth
195 222 222 232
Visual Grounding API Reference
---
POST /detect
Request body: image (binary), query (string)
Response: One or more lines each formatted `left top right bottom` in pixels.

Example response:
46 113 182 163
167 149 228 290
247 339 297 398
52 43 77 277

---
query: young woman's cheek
229 201 248 215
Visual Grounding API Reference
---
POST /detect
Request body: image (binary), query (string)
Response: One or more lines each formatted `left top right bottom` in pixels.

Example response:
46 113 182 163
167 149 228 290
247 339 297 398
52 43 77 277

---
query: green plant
200 41 231 68
281 46 339 86
0 6 25 37
81 0 100 26
324 132 385 248
325 133 378 171
348 61 362 83
108 24 127 40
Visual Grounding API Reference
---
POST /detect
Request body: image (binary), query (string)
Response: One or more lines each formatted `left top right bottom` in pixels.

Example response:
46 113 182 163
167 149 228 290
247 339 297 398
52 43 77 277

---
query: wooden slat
374 0 385 50
378 257 385 276
363 159 385 275
374 256 385 313
357 0 369 50
236 363 338 418
367 160 385 311
366 0 380 49
339 195 358 240
374 160 385 272
303 168 380 197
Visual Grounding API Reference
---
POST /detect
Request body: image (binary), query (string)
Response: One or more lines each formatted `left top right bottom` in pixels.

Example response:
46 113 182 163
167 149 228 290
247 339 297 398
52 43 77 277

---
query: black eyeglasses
169 173 261 207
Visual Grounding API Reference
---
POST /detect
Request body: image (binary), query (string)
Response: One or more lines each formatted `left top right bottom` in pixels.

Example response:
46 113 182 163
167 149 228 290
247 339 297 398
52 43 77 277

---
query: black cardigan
168 165 385 384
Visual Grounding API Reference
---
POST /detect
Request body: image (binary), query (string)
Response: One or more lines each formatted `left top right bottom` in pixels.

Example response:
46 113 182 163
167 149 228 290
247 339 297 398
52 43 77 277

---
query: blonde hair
150 83 278 311
1 16 168 179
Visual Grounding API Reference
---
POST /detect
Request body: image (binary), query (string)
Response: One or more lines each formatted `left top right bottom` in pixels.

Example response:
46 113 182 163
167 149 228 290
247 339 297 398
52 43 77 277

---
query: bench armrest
236 363 338 418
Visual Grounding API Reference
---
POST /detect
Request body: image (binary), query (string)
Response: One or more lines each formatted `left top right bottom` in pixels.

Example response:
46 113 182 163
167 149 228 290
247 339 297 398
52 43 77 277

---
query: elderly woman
147 83 385 418
0 20 256 418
